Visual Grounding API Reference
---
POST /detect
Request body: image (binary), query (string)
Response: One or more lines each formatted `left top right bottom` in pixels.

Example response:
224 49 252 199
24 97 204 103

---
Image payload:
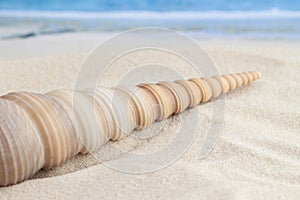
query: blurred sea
0 0 300 40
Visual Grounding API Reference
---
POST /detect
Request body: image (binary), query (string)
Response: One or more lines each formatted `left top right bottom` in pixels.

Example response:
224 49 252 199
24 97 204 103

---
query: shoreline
1 32 300 63
1 13 300 41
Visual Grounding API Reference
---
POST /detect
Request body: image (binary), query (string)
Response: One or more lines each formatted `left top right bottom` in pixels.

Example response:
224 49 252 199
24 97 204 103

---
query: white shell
0 71 260 186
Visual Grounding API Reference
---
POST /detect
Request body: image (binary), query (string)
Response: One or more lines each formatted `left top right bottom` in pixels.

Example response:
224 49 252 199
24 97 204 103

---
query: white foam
1 9 300 19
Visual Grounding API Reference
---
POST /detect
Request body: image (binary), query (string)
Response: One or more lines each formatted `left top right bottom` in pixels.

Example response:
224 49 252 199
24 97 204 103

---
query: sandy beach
0 32 299 199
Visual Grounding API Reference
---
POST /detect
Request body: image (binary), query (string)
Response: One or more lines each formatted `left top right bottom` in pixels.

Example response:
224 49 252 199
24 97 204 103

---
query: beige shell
0 71 261 186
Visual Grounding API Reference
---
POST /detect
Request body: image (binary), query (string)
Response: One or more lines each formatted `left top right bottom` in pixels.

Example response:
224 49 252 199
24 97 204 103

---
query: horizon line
1 9 300 19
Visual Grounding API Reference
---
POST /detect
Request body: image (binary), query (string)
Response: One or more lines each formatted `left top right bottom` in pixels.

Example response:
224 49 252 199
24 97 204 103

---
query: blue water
0 0 300 40
1 0 300 12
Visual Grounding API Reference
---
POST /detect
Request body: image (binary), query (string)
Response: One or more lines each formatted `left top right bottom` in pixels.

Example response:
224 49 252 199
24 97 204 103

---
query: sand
0 33 299 199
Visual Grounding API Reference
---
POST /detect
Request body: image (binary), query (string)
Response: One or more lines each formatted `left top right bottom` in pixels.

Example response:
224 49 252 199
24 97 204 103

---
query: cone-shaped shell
0 71 260 186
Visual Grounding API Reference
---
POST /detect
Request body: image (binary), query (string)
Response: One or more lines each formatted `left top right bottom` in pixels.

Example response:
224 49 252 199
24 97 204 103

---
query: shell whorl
0 71 260 186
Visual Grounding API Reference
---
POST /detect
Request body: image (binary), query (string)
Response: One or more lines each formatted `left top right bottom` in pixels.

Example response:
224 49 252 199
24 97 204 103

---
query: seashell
0 71 261 186
202 77 223 99
156 82 190 114
230 73 243 88
237 73 248 85
188 78 212 103
212 76 230 94
174 80 202 108
222 75 237 91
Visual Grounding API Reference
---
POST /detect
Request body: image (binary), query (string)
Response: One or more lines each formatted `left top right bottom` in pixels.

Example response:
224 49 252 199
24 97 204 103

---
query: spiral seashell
0 71 261 186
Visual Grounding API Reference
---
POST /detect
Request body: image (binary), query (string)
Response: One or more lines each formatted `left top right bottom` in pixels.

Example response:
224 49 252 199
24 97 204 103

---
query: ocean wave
1 9 300 19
